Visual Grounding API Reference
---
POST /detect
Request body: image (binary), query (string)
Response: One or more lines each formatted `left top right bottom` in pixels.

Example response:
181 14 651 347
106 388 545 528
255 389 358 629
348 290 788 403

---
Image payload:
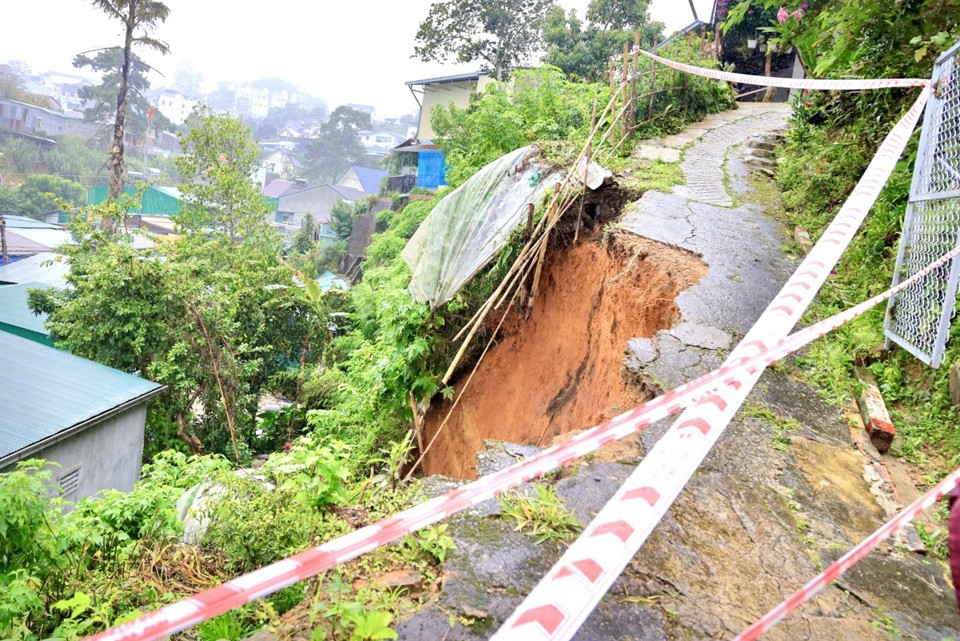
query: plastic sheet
402 146 557 308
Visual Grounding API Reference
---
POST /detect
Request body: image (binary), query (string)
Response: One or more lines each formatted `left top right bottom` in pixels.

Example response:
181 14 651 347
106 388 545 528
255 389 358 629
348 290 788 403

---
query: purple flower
777 6 790 23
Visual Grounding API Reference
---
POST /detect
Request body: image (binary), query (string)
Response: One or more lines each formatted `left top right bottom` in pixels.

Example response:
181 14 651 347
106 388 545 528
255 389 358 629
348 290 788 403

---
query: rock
353 569 422 590
624 337 658 370
668 322 732 350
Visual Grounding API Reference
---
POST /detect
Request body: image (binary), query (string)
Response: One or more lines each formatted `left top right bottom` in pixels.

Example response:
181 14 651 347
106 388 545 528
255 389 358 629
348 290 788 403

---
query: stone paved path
622 103 793 388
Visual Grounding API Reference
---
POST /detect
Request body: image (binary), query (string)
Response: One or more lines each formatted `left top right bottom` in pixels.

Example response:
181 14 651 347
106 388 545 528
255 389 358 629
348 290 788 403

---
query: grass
744 401 803 451
499 484 582 544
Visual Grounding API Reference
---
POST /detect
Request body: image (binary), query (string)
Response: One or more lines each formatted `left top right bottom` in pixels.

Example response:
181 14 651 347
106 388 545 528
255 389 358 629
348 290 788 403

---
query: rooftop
0 252 69 287
0 331 164 466
405 70 485 87
0 282 51 343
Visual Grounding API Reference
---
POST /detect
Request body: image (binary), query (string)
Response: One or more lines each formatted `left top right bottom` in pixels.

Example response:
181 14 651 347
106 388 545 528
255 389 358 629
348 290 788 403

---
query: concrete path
623 102 794 389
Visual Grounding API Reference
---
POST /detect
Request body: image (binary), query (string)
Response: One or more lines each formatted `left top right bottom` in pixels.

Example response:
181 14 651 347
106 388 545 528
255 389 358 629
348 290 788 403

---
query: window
58 466 81 498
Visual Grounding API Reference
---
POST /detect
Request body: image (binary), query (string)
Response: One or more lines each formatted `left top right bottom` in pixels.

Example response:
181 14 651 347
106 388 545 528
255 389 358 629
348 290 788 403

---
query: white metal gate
885 41 960 367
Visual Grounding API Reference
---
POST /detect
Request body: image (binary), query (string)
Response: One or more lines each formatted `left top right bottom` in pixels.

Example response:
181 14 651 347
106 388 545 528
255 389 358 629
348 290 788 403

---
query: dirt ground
421 232 706 479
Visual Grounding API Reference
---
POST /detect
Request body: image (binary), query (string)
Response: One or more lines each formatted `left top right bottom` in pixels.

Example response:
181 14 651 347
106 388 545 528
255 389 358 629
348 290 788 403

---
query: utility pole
688 0 699 22
0 213 8 266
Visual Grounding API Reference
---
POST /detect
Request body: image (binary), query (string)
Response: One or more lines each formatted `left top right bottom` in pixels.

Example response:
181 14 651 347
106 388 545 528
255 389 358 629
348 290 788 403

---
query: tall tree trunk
763 49 775 102
108 2 136 211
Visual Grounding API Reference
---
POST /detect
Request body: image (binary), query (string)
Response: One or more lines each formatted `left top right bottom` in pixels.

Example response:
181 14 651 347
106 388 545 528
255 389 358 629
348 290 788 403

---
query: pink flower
777 6 790 23
791 8 804 20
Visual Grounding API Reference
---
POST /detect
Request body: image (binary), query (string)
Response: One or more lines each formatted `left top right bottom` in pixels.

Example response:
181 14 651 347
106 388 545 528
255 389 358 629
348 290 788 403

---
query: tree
32 143 309 461
88 0 171 205
302 105 372 184
174 106 272 241
16 175 86 219
542 0 663 82
413 0 554 80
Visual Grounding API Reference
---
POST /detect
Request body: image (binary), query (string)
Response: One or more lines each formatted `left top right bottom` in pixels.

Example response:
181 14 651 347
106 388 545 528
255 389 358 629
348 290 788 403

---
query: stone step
747 140 777 153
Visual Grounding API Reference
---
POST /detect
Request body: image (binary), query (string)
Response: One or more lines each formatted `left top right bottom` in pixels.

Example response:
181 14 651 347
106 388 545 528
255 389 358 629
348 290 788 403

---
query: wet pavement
397 103 960 640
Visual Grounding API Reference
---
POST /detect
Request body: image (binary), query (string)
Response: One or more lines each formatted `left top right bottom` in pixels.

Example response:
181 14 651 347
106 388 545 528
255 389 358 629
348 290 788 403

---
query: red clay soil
421 232 707 479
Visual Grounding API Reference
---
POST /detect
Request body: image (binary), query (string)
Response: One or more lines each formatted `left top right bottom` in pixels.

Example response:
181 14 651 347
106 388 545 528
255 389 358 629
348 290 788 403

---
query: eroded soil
421 233 706 479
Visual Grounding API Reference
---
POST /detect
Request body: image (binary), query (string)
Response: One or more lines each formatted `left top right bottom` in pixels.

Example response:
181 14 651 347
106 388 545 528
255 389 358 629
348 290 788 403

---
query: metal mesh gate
885 41 960 368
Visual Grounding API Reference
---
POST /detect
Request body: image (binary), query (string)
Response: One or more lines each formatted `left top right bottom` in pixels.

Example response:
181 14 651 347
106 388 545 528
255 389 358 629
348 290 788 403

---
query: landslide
421 227 707 479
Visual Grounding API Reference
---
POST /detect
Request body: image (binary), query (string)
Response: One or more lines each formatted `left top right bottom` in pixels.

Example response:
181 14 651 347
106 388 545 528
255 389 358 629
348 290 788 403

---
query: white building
156 89 199 125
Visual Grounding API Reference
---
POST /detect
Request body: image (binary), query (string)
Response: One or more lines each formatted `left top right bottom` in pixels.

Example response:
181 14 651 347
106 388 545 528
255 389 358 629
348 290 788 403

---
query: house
394 70 494 190
274 183 366 245
0 251 69 287
0 282 52 347
261 178 296 199
337 165 387 195
0 331 164 504
404 71 493 140
359 130 405 157
391 138 447 190
3 215 69 249
155 89 199 126
260 148 303 178
0 97 100 141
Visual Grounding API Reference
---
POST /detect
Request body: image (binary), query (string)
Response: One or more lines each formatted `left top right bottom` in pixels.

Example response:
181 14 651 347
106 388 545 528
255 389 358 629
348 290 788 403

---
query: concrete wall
2 405 147 507
417 76 492 140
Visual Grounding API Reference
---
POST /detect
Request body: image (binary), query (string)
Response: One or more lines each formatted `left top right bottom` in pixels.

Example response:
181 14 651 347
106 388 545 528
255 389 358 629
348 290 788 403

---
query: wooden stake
648 39 658 120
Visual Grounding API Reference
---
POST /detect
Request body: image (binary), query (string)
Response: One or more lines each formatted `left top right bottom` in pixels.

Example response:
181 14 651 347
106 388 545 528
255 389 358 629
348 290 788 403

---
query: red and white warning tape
638 49 930 90
85 237 955 641
492 85 930 641
735 467 960 640
86 74 934 641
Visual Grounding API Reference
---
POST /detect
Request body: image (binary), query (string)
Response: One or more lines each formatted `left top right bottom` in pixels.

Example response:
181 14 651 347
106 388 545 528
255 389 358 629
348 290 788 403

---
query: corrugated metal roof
0 252 69 287
0 331 164 464
4 230 50 255
3 215 63 230
0 282 50 337
405 70 485 86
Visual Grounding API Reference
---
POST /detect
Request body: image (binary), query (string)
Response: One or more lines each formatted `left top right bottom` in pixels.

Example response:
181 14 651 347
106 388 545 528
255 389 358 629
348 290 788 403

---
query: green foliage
499 484 582 543
413 0 553 80
542 1 663 82
632 36 738 139
0 174 86 219
175 106 272 239
769 0 960 473
406 524 456 563
432 66 606 186
304 106 373 184
197 611 255 641
35 111 312 459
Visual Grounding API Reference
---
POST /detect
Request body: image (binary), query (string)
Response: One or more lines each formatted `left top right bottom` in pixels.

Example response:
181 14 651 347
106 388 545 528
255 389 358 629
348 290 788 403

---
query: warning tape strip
492 87 930 641
86 88 932 641
85 236 955 641
638 49 930 90
734 467 960 640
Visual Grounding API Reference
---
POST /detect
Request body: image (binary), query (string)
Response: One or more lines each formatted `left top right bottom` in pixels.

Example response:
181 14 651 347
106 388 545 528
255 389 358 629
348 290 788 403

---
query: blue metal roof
0 331 164 465
350 166 388 194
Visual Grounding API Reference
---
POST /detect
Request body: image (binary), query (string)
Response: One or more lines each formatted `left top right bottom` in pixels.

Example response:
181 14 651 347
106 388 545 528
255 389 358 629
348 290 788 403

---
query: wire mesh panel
885 41 960 367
